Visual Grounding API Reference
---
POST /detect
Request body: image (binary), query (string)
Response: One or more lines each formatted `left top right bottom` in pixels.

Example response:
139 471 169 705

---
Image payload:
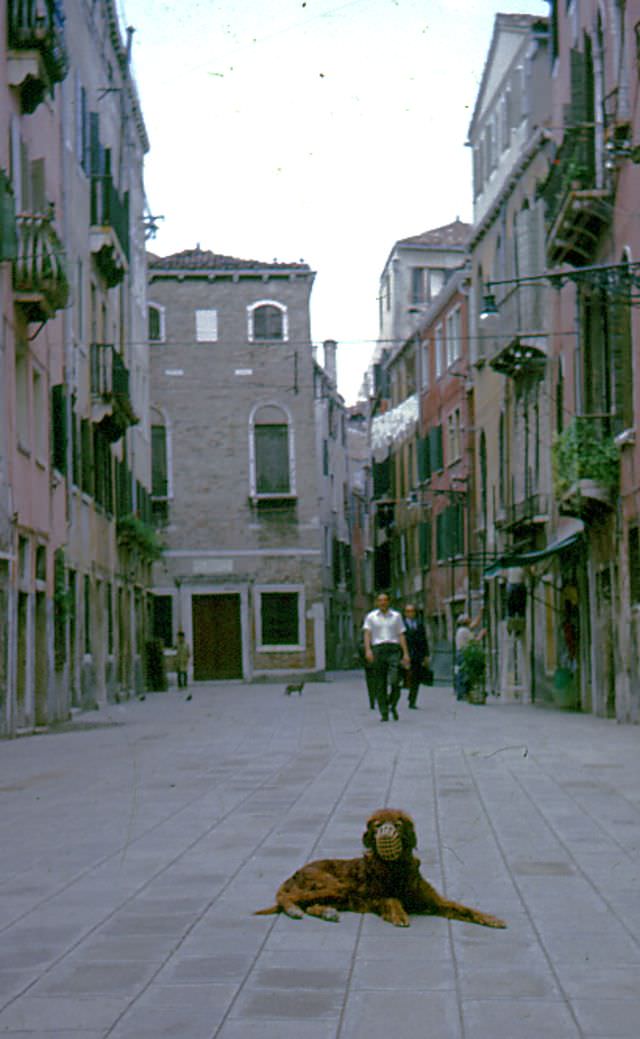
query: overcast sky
119 0 548 403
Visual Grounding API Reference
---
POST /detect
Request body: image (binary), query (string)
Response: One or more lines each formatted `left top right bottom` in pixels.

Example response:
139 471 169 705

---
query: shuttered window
255 424 290 494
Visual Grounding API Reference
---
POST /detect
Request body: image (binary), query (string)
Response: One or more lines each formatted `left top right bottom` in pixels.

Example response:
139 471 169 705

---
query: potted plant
460 640 486 704
552 418 619 513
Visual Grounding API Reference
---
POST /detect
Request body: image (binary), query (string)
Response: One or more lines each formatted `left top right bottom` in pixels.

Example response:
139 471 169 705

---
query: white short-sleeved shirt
455 625 473 652
363 608 406 646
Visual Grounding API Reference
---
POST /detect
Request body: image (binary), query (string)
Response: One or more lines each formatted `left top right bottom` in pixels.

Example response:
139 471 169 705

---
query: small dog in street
284 681 305 696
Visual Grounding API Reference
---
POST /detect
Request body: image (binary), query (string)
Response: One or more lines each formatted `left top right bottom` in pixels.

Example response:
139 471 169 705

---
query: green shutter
0 170 17 262
51 384 67 473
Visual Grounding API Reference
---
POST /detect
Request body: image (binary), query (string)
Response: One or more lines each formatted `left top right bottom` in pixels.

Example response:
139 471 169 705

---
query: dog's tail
253 904 279 916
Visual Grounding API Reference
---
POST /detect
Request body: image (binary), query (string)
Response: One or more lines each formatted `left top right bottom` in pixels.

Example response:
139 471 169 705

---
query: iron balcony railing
541 125 596 232
90 343 131 401
507 493 549 528
8 0 69 84
13 211 69 318
90 175 130 261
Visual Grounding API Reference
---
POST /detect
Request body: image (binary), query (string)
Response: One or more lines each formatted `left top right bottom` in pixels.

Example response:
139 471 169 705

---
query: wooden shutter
51 384 67 473
151 425 168 497
255 424 290 493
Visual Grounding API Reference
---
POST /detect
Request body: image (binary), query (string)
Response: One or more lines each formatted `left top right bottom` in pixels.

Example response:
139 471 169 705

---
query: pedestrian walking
402 604 430 709
363 592 410 721
175 630 191 689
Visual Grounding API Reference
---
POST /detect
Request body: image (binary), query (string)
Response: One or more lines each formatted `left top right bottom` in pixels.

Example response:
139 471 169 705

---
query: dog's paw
284 905 305 919
320 906 340 922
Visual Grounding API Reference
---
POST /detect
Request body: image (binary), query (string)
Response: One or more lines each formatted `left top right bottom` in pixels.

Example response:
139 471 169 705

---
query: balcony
505 493 549 531
13 212 69 322
90 343 139 442
552 416 619 519
7 0 69 113
90 176 130 287
490 337 548 379
540 126 611 267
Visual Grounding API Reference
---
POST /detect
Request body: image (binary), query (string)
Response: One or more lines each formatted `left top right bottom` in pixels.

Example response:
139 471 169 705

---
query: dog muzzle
375 822 403 861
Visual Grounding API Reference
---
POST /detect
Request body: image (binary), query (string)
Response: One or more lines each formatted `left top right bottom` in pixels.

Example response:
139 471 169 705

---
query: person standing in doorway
363 592 410 721
402 604 430 709
175 630 191 689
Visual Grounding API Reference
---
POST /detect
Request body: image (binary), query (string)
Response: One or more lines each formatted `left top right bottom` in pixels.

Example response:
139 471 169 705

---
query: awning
484 521 584 578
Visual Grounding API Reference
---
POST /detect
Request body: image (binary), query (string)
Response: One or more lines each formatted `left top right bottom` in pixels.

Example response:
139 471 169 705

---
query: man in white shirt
363 592 410 721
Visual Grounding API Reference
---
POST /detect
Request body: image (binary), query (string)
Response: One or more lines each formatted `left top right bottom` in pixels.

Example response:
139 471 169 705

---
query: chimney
323 339 337 387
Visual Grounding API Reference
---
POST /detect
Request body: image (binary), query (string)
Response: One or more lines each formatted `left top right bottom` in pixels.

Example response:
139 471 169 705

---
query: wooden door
192 594 242 680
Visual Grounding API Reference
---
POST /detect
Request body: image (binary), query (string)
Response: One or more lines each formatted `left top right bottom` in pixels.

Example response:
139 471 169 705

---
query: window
151 422 169 524
195 308 218 342
410 267 425 304
250 403 295 497
421 338 431 391
447 408 462 463
148 303 165 342
51 384 67 473
152 595 173 646
257 588 303 649
248 301 288 342
445 307 461 368
83 574 92 655
32 368 45 460
435 324 444 379
16 346 29 450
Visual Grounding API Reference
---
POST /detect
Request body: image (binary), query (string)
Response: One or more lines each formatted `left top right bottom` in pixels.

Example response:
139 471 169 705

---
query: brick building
148 248 325 683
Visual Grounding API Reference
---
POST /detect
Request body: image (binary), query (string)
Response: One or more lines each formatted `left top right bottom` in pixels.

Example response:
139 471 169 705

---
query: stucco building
1 0 150 735
467 12 553 703
148 248 325 683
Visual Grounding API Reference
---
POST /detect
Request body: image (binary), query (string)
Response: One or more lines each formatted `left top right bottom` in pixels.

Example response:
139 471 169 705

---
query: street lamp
480 259 640 317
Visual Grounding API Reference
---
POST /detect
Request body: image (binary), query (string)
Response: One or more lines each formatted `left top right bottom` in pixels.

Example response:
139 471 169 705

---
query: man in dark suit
402 604 430 709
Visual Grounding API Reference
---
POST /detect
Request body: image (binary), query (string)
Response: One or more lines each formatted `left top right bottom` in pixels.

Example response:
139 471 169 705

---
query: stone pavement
0 674 639 1039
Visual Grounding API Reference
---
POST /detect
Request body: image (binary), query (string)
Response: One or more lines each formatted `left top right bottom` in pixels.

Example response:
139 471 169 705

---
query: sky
119 0 548 403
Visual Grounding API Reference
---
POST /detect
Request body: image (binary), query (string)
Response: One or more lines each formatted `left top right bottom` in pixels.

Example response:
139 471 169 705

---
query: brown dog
255 808 506 929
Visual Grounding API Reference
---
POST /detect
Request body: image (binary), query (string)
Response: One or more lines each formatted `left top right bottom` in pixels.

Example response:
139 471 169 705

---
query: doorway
192 593 242 680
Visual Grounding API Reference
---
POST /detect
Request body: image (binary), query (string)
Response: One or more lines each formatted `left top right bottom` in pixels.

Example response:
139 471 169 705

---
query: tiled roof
148 247 311 272
397 219 472 249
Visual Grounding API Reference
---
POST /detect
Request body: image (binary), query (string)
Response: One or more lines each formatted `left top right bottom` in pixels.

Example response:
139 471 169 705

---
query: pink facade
1 2 68 732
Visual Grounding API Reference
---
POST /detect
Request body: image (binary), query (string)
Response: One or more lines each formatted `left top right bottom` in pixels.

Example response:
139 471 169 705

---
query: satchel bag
421 666 434 686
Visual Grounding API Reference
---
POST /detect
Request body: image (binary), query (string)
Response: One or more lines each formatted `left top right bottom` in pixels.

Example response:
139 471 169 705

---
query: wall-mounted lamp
480 260 640 317
479 292 498 320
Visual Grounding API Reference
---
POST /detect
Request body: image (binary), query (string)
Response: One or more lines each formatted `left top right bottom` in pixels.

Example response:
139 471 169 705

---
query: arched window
150 405 172 525
249 403 295 498
247 300 288 342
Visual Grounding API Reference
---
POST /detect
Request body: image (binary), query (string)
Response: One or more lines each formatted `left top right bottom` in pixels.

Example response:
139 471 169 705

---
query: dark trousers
372 643 402 718
177 670 188 688
405 663 421 707
364 665 377 709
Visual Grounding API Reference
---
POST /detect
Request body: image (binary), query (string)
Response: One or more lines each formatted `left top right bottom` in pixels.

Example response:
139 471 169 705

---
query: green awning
484 530 583 578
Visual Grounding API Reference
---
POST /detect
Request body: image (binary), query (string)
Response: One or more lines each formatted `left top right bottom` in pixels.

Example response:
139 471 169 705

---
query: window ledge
257 643 305 653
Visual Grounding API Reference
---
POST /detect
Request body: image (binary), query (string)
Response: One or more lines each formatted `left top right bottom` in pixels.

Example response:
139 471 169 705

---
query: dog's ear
403 817 418 850
362 819 376 849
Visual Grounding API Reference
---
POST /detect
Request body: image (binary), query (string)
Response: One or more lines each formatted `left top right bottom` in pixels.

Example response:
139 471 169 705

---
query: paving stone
340 989 461 1039
3 676 640 1039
